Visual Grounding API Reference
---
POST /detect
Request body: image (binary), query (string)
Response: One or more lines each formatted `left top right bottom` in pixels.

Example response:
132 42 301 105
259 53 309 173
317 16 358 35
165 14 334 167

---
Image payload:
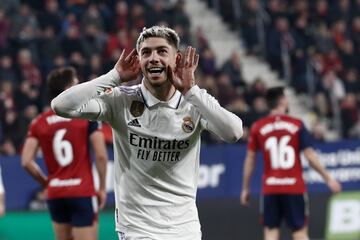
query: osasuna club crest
182 116 194 133
130 101 145 117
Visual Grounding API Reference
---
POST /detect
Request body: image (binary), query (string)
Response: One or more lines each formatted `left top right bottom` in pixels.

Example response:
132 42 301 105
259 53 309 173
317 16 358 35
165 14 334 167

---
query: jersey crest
130 100 145 117
182 116 195 133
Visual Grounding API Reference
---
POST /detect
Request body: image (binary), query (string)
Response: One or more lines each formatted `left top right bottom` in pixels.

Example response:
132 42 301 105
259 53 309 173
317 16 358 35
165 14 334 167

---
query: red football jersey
248 114 312 194
27 109 98 199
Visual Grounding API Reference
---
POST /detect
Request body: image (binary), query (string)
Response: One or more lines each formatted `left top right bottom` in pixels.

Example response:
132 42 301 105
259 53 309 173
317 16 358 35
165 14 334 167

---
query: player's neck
144 81 176 101
270 107 286 115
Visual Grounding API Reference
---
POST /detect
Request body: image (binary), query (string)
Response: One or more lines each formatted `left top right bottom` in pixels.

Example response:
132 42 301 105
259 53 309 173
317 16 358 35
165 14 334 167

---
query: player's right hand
327 178 342 193
115 49 141 83
240 189 250 206
97 189 107 210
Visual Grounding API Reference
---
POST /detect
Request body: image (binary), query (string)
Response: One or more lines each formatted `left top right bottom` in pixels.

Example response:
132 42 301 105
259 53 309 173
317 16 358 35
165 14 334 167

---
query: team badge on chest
130 101 145 117
182 116 195 133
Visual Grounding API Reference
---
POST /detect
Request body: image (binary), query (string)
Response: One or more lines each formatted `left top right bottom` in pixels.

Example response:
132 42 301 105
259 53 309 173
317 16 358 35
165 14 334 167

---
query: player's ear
175 50 182 65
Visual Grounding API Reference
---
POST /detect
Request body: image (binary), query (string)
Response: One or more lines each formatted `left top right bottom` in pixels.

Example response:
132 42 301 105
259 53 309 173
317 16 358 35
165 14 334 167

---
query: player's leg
47 198 73 240
264 227 280 240
72 224 98 240
70 196 98 240
261 194 282 240
52 222 73 240
292 226 309 240
282 194 309 240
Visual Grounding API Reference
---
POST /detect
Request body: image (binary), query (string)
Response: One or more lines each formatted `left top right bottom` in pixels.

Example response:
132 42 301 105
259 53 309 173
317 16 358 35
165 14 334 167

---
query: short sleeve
247 124 258 151
27 119 39 139
299 122 313 150
88 121 100 136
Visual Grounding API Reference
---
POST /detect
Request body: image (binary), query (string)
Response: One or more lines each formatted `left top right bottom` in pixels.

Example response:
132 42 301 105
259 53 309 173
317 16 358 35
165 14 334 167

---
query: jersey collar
140 81 182 109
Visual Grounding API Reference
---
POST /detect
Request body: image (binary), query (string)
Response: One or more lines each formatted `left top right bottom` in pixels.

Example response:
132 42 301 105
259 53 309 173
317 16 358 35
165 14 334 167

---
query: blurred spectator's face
253 97 267 113
139 37 179 87
339 0 350 10
276 18 289 32
1 81 13 94
46 0 58 12
17 49 32 65
0 56 12 68
316 0 328 13
116 1 128 15
345 70 357 82
353 17 360 31
24 105 38 119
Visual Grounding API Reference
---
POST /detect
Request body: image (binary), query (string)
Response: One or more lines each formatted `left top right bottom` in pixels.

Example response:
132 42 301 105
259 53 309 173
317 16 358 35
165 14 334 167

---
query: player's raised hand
115 49 141 83
240 188 250 206
168 46 199 95
97 189 107 210
326 178 342 193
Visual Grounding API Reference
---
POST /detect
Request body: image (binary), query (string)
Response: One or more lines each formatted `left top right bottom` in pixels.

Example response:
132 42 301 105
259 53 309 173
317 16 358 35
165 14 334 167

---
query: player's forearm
242 153 256 190
96 157 107 191
304 148 332 182
22 162 47 187
184 85 243 143
51 69 120 119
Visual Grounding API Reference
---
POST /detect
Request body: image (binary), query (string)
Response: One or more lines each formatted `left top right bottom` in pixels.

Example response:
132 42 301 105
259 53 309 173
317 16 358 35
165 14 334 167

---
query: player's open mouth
147 67 165 76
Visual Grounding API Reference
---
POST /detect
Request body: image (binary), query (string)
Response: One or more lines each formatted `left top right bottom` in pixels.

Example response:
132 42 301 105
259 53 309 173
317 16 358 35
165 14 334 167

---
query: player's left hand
97 189 107 210
327 178 342 193
240 189 250 206
168 46 199 95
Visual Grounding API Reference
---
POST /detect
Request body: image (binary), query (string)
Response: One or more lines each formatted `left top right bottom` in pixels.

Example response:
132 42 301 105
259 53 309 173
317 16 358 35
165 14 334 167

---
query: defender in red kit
241 87 341 240
22 67 108 240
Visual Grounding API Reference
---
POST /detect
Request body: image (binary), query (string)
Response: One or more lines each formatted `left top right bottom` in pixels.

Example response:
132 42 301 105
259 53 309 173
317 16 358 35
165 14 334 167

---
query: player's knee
292 228 309 240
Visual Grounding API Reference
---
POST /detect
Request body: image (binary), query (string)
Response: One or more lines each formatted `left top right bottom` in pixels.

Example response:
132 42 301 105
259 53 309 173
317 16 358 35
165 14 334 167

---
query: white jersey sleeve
184 85 243 142
51 69 121 120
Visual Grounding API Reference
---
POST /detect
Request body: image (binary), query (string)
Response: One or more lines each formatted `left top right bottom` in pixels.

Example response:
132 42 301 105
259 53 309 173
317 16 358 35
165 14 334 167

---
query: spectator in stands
340 93 359 138
240 0 262 55
0 54 18 84
16 48 42 88
36 0 62 34
199 47 216 75
221 51 246 91
267 16 296 77
0 7 10 50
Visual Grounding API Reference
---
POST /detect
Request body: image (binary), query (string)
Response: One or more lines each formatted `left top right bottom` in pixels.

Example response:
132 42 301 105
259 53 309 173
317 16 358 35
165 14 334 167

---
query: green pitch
0 210 117 240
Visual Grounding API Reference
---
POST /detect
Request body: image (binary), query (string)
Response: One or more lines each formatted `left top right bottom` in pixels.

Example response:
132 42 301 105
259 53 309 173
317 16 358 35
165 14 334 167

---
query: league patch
182 116 194 133
130 101 145 117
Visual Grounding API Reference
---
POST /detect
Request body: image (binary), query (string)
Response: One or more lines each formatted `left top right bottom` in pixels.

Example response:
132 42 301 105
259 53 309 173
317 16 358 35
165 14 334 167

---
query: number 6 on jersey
53 129 74 167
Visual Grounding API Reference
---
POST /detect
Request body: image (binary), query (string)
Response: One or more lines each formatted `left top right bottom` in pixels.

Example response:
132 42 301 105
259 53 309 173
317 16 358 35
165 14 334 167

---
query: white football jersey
52 69 243 239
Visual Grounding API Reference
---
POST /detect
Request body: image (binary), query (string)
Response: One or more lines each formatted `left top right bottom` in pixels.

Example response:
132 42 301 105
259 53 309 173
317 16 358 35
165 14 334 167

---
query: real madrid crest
130 101 145 117
182 116 194 133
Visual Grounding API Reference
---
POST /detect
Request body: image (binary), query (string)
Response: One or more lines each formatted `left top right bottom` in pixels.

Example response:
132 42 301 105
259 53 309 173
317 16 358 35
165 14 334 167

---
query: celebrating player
241 87 341 240
51 25 243 239
21 67 108 240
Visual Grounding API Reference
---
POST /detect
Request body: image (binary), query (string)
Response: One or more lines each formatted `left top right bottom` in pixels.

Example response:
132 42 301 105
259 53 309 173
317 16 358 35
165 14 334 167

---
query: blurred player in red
21 67 108 240
241 87 341 240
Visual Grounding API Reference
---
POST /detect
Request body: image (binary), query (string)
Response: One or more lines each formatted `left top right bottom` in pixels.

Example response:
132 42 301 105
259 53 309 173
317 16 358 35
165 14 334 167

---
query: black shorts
47 196 98 227
261 194 308 230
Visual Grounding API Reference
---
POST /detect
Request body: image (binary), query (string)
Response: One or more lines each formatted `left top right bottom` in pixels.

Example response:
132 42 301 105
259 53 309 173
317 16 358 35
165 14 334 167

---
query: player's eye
141 50 150 56
158 49 167 55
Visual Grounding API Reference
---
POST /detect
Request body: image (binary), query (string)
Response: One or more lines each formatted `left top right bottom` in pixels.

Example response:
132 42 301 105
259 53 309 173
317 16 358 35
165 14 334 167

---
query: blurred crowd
1 0 358 156
222 0 360 140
